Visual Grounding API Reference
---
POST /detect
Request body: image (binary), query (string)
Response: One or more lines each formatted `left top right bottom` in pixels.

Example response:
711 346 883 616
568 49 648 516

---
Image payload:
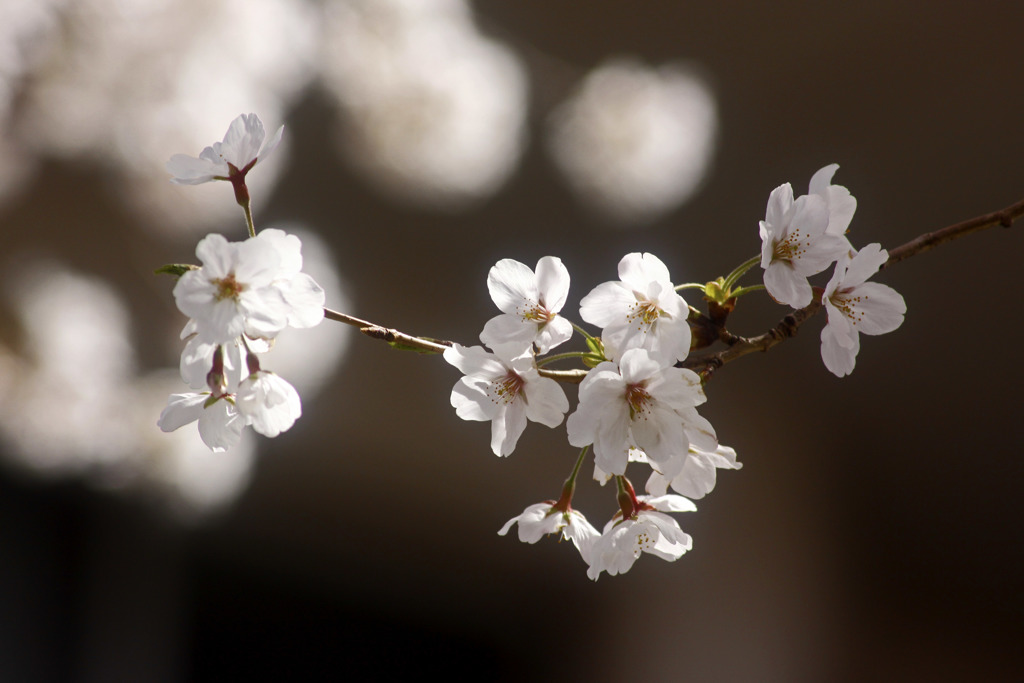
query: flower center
625 300 662 332
625 383 652 420
830 289 865 325
773 229 808 262
519 303 554 324
490 370 525 405
212 273 246 301
632 524 654 556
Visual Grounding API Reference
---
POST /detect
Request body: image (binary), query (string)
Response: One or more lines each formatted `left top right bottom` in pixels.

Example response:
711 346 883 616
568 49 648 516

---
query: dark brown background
1 1 1022 681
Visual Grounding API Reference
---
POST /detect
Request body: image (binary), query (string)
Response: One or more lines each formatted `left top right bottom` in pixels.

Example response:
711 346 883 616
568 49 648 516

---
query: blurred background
0 0 1022 680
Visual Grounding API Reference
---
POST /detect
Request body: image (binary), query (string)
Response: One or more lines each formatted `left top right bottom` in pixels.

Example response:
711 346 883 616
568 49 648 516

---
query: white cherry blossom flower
236 370 302 438
173 233 292 345
820 243 906 377
498 503 600 563
444 343 569 457
759 184 848 308
586 494 696 580
579 252 691 363
809 163 857 244
480 257 572 354
166 113 283 186
646 444 742 499
566 348 715 477
158 392 245 453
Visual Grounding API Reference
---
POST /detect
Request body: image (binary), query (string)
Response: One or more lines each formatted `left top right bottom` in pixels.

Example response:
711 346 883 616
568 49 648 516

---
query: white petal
534 316 573 354
808 164 839 195
443 344 506 379
579 281 633 328
487 259 538 314
821 324 859 377
763 262 812 308
480 313 536 350
197 400 246 452
644 494 697 513
158 393 207 432
450 378 497 422
764 183 794 231
283 273 326 328
491 401 527 456
843 243 887 288
523 377 569 427
853 282 906 336
534 256 570 312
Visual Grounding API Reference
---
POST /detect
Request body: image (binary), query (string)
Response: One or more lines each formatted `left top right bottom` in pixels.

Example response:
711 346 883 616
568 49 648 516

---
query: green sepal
155 263 199 277
583 337 606 367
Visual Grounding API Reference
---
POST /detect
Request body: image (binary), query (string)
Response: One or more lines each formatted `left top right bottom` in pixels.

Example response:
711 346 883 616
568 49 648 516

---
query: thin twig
322 195 1024 382
681 195 1024 377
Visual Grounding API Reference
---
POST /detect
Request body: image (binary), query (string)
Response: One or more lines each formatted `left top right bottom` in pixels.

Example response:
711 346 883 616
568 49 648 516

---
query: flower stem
570 321 596 343
241 199 256 238
536 351 603 367
556 445 590 510
674 282 708 292
722 254 762 291
729 284 766 298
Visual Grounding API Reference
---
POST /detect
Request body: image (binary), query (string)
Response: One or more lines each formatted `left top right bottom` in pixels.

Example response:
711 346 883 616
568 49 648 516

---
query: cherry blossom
173 233 289 345
578 252 691 363
759 183 848 308
566 348 715 477
646 444 741 499
158 393 245 453
236 370 302 438
443 343 569 457
586 494 696 580
498 503 599 563
820 243 906 377
480 257 572 354
166 113 283 186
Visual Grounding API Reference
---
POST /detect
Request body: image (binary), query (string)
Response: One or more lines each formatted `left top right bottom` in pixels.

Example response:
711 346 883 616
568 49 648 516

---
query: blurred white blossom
547 59 718 226
319 0 528 208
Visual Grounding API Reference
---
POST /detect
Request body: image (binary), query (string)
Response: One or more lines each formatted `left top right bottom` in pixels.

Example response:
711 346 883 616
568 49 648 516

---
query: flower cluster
158 115 325 451
759 165 906 376
446 251 737 579
156 119 913 581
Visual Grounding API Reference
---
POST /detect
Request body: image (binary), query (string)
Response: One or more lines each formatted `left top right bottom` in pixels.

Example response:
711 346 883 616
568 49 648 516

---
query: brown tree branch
323 195 1024 383
681 195 1024 377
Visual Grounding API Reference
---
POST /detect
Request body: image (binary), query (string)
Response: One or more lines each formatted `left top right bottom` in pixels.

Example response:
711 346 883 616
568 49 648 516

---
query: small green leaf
387 340 443 354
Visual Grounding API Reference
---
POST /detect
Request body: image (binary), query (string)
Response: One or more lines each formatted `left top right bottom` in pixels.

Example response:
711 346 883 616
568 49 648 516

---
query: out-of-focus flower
319 0 527 208
480 257 572 354
443 343 569 457
579 252 692 363
547 59 717 226
820 243 906 377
